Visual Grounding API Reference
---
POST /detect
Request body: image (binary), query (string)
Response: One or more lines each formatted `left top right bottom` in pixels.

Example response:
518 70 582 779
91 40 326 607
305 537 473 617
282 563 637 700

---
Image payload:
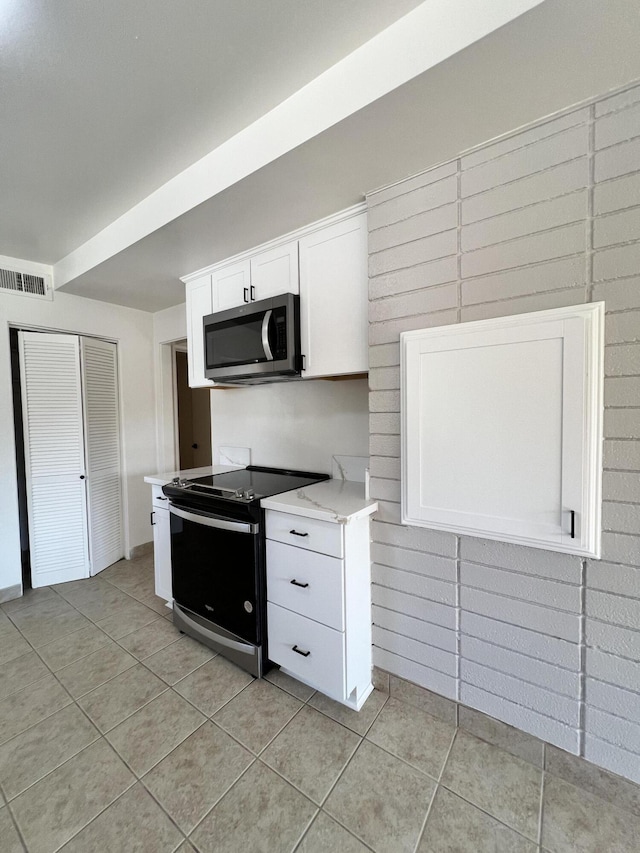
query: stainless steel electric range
162 466 330 677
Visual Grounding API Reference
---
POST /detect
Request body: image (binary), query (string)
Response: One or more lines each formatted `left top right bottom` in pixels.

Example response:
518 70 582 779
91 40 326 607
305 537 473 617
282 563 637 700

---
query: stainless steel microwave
203 292 302 384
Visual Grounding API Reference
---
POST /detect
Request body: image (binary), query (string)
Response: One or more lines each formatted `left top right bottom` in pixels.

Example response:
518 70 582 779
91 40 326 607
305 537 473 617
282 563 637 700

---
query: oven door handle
261 309 273 361
170 505 258 535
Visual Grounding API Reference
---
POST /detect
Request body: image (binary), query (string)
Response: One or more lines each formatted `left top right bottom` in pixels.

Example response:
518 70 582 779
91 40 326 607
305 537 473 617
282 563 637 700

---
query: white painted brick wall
366 81 640 782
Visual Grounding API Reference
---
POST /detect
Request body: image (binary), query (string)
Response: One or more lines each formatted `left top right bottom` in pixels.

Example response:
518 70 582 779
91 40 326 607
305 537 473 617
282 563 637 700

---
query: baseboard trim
129 541 153 560
0 583 23 604
373 666 640 795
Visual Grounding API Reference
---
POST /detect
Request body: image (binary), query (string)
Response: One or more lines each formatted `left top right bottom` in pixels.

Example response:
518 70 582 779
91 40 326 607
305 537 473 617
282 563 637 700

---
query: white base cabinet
265 508 373 710
151 485 172 603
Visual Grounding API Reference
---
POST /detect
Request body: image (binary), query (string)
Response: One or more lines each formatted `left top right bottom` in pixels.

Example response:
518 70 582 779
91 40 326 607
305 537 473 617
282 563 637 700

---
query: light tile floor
1 554 639 852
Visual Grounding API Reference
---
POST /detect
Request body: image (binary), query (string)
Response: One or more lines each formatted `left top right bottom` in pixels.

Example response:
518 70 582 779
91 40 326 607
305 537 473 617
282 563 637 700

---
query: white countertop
144 464 242 486
260 479 378 524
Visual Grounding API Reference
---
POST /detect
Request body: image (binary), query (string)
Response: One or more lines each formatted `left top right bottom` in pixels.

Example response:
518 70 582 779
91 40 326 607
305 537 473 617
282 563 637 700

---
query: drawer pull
289 529 309 537
292 645 311 657
290 579 309 588
156 496 168 501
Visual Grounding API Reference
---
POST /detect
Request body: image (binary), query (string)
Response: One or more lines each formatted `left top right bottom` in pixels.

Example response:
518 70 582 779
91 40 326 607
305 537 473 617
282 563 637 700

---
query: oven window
205 314 268 369
170 510 261 644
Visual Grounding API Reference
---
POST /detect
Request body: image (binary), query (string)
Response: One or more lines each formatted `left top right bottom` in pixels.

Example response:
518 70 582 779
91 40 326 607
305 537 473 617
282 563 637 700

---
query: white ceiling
4 0 640 312
0 0 424 263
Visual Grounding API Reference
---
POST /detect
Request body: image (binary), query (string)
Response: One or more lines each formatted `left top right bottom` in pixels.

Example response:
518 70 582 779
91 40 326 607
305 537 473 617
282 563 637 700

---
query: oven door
169 504 262 645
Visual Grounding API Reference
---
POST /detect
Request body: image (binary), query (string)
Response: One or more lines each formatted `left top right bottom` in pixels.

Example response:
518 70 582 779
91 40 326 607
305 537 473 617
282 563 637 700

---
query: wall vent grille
0 268 51 299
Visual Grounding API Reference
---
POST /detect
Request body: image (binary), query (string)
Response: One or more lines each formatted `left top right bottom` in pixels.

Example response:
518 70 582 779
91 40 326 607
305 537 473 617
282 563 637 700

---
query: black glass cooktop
188 465 329 501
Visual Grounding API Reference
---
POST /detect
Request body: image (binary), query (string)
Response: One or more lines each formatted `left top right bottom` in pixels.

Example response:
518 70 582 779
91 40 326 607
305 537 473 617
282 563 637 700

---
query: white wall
152 303 187 473
0 288 157 593
210 378 369 473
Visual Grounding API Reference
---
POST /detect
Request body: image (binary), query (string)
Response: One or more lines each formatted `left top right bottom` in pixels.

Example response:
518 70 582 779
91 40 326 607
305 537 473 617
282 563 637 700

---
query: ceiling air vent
0 267 51 299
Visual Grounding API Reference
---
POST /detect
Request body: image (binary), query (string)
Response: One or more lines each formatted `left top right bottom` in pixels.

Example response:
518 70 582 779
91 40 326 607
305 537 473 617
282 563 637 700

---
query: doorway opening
174 347 212 470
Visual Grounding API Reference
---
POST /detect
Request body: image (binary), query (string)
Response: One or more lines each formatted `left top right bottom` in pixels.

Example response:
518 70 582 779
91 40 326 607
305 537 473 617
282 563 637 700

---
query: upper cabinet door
212 260 251 312
185 274 214 388
401 303 604 558
250 241 299 300
299 213 368 378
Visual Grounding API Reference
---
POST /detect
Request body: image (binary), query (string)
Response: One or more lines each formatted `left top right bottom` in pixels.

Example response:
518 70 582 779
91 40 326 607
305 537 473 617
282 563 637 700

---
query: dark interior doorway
10 328 31 590
175 350 212 470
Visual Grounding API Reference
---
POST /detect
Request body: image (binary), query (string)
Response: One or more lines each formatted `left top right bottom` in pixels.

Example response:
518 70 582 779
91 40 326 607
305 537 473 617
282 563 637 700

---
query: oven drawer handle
290 579 309 588
170 505 257 535
292 645 311 657
177 606 256 654
289 529 308 537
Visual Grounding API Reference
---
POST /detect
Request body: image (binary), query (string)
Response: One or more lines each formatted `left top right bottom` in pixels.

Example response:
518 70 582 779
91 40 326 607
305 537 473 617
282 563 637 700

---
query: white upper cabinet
182 205 368 386
211 242 298 314
299 213 368 378
250 241 299 300
212 260 250 312
185 274 213 388
401 303 604 558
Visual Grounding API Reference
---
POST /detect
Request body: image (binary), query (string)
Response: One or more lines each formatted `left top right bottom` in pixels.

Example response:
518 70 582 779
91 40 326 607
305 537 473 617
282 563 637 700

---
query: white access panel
19 332 90 586
401 303 604 557
81 337 123 575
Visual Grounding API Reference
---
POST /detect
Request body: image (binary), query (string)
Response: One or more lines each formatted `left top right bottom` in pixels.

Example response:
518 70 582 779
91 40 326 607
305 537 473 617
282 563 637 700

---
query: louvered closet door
19 332 90 587
81 337 123 574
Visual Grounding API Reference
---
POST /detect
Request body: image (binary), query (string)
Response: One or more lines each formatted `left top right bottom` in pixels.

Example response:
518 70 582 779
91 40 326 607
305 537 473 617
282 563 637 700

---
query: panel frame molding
401 302 604 558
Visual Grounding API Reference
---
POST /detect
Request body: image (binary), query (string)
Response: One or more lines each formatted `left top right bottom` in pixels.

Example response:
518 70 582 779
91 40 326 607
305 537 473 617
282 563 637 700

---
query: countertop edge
260 480 378 524
260 499 378 523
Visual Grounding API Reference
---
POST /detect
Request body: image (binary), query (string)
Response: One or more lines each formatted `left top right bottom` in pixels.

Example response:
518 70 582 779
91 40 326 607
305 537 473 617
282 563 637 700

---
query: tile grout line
0 568 199 851
288 694 392 851
537 765 546 849
411 726 458 853
184 759 258 843
3 796 29 853
9 570 383 852
7 561 640 850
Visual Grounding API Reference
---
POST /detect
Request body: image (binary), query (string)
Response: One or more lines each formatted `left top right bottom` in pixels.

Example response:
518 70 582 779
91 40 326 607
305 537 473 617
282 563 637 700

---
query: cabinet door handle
150 511 155 526
243 287 249 303
250 285 256 301
289 529 308 537
292 645 311 657
290 579 309 588
156 496 168 501
570 510 576 539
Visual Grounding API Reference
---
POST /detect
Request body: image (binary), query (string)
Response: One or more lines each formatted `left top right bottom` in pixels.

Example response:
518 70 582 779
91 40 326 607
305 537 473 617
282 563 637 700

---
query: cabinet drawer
265 510 343 558
266 540 344 630
267 603 345 699
152 485 171 509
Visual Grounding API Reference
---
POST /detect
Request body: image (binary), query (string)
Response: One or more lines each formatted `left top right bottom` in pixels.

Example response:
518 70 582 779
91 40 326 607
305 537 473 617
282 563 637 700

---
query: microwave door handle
261 309 274 361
